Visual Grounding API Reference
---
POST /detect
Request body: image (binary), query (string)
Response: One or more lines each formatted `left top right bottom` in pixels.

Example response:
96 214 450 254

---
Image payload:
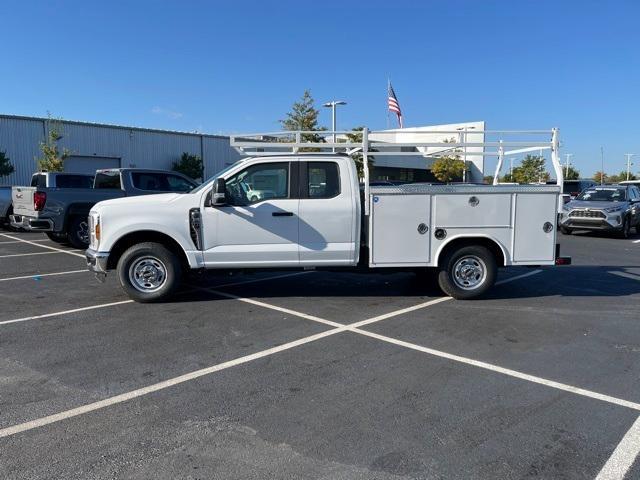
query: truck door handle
272 211 294 217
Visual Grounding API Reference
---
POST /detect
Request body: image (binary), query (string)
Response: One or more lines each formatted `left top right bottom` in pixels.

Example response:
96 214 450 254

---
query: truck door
298 160 355 265
201 161 300 267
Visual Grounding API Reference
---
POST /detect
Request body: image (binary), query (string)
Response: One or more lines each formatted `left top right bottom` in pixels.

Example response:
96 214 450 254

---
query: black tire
560 226 572 235
437 245 497 300
66 216 90 249
117 242 182 303
619 216 631 239
46 232 68 244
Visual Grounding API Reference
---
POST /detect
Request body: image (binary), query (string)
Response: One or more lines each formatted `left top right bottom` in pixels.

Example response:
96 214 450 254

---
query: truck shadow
173 265 640 303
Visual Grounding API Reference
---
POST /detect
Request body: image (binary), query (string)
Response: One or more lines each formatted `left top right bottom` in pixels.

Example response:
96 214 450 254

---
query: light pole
625 153 635 181
323 100 347 152
510 158 514 180
600 147 605 184
564 153 573 178
456 126 476 183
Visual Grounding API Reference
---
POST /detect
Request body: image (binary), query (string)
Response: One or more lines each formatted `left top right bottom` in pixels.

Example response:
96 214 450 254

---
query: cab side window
166 174 196 192
225 163 289 206
307 162 340 199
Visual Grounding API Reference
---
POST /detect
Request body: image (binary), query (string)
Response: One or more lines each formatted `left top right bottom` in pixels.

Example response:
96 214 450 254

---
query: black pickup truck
11 168 197 248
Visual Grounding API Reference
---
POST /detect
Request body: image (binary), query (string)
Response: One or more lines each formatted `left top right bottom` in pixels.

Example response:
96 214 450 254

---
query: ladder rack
230 128 562 215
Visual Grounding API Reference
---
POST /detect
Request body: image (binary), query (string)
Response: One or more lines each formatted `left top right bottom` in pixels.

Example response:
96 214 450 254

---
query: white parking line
0 233 85 258
633 239 640 244
0 272 311 327
349 328 640 412
0 300 135 326
0 251 64 259
0 269 87 283
595 416 640 480
0 327 345 438
610 271 640 282
6 266 640 440
0 239 53 245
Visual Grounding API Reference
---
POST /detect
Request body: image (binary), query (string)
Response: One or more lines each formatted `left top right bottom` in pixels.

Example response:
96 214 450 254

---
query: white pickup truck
86 128 570 302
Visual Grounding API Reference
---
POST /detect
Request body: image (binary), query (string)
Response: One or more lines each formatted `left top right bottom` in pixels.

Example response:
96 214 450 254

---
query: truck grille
569 209 605 219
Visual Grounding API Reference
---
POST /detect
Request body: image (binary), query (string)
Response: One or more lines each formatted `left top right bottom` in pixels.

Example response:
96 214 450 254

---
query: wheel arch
107 230 190 271
434 235 507 268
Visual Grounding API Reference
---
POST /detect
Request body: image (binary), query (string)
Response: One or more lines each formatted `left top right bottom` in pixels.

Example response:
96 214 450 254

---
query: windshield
576 188 626 202
190 159 246 194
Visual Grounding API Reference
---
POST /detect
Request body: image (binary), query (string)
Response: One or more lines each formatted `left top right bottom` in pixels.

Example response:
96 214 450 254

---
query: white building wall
0 114 242 185
369 121 486 182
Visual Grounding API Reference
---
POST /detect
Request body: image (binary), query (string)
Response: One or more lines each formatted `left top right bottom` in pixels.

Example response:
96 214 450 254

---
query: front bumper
559 212 624 231
10 214 53 231
86 248 109 274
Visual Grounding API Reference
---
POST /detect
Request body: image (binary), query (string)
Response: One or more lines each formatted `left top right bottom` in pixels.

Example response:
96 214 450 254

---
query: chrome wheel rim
128 256 167 293
452 255 487 290
78 221 89 244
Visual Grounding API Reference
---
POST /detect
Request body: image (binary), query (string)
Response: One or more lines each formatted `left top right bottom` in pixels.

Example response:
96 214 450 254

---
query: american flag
388 82 403 128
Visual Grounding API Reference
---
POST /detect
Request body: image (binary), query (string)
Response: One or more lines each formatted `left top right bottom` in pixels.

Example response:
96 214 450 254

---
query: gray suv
559 184 640 238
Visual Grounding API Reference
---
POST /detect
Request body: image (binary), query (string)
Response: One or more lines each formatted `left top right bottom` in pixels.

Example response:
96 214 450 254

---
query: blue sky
1 0 639 177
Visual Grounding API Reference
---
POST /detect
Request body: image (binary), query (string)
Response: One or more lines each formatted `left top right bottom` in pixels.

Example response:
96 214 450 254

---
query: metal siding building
0 114 242 185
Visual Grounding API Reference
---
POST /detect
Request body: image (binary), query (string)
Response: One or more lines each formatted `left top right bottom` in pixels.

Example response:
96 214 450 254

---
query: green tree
592 171 607 183
500 173 515 182
511 155 549 183
564 165 580 180
608 173 621 183
482 175 494 184
616 170 637 181
172 152 203 180
431 156 465 182
345 127 375 179
36 116 70 172
279 90 325 148
0 150 15 178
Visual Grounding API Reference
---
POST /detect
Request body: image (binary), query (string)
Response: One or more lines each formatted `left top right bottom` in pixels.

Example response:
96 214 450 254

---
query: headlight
89 213 100 249
605 205 623 213
562 204 571 212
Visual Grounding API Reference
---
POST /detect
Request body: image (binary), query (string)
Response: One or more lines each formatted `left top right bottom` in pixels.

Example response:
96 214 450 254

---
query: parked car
0 185 12 228
619 180 640 188
11 168 197 248
547 178 597 204
559 184 640 237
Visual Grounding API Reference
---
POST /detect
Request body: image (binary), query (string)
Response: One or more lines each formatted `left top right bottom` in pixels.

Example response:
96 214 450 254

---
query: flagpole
386 77 390 130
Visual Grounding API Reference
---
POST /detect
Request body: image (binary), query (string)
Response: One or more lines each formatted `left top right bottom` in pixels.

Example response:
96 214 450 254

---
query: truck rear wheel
67 216 90 249
437 245 497 300
117 242 182 303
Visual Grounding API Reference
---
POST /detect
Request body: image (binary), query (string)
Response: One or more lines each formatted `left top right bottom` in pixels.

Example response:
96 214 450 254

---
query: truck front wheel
117 242 182 303
437 245 497 300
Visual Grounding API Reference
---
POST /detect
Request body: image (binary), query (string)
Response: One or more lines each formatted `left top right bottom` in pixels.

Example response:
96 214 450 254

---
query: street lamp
564 153 573 178
625 153 635 181
456 126 476 183
323 100 347 152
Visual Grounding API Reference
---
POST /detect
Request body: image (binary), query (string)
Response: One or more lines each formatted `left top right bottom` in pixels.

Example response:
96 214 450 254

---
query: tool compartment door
371 194 430 265
513 193 556 262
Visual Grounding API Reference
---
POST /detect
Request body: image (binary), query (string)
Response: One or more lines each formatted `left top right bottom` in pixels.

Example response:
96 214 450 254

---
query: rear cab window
306 162 340 199
94 171 122 189
55 175 94 188
31 174 46 188
131 172 196 192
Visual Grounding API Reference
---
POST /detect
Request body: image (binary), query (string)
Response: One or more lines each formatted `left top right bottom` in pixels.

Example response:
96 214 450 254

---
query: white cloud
151 106 183 119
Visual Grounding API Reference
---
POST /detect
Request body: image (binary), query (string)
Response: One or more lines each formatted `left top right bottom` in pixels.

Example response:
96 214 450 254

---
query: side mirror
211 178 227 206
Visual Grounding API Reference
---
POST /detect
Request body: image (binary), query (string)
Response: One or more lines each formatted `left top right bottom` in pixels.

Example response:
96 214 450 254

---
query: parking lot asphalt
0 229 639 479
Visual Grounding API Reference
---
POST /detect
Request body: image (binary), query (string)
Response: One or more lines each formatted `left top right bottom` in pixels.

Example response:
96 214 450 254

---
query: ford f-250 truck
11 168 197 248
85 128 571 302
